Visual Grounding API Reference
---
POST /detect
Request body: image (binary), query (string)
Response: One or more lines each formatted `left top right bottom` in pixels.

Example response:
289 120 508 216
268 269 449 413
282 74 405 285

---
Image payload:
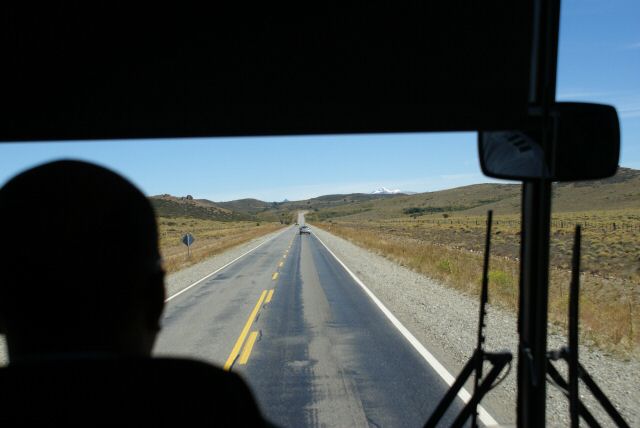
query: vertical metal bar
518 0 559 421
517 179 552 428
569 226 581 428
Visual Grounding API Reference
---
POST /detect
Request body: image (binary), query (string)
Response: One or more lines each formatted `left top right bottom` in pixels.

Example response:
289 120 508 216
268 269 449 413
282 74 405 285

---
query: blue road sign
182 233 195 246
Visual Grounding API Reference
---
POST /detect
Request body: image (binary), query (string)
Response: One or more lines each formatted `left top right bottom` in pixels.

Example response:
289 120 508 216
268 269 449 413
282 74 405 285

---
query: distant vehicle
299 226 310 235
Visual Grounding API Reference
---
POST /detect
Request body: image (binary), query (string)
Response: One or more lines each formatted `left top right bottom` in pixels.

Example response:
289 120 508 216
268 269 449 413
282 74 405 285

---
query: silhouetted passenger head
0 160 164 361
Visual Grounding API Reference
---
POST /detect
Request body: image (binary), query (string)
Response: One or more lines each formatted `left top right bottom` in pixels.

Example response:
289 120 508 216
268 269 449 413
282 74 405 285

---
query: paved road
155 225 466 427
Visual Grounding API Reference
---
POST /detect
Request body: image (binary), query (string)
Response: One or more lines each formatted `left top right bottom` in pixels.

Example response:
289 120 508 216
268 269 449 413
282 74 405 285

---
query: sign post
182 233 195 258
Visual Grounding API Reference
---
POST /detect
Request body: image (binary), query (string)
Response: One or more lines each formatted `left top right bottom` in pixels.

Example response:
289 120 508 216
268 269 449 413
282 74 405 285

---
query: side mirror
478 103 620 181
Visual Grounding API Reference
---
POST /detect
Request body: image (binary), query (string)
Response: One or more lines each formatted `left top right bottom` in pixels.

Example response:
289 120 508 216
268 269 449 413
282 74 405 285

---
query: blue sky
0 134 484 201
556 0 640 169
1 0 638 202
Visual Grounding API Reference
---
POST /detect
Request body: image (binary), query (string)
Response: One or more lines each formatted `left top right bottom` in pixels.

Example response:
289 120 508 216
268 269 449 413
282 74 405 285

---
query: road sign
182 233 195 257
182 233 195 246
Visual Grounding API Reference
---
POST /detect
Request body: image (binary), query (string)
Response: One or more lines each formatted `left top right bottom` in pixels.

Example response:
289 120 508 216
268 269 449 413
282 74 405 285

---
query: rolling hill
215 198 278 215
305 167 640 221
150 194 253 221
150 167 640 222
150 192 406 222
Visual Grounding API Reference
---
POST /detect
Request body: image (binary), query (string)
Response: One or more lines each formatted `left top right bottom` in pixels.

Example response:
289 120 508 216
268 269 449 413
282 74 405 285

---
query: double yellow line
223 232 295 370
237 331 259 365
223 290 267 370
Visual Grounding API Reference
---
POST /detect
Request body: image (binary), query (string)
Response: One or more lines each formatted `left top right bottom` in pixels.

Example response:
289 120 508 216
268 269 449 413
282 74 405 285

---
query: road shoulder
164 227 288 298
311 225 639 427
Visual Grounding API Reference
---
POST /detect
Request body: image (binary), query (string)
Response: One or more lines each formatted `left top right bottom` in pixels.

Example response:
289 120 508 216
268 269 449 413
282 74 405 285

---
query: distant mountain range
370 187 416 195
371 187 402 195
149 167 640 222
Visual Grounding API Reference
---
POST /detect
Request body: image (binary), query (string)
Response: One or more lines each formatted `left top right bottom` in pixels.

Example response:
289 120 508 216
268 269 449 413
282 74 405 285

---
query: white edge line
165 227 291 302
312 232 500 427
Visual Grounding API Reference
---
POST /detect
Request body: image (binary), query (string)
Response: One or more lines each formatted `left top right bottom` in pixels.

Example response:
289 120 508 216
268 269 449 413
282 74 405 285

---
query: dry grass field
157 217 283 274
317 208 640 357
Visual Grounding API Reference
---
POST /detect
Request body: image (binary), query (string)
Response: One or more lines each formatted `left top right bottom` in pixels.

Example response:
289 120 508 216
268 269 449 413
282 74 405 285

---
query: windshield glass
0 2 638 427
1 128 637 427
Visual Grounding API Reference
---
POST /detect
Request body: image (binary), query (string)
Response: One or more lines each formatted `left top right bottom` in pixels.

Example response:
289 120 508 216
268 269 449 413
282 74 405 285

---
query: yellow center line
283 254 287 259
238 331 259 365
265 289 274 303
278 261 284 268
272 272 279 280
223 290 267 371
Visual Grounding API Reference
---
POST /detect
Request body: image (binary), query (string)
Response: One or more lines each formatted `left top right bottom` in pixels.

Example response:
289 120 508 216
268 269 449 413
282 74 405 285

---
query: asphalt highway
154 225 469 427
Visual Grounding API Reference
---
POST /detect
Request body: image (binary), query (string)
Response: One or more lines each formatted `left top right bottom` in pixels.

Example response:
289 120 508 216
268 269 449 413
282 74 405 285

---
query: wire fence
340 217 640 231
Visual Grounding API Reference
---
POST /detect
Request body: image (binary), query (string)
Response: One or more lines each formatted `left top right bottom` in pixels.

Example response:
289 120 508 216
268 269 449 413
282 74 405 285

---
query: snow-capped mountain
371 187 403 195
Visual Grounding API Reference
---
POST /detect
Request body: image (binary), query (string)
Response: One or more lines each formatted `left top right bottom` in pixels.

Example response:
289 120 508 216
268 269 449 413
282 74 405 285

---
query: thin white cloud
556 90 619 99
619 108 640 118
621 42 640 50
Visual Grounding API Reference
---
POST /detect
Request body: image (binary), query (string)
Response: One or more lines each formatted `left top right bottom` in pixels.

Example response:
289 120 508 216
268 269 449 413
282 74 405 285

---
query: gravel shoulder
311 226 639 428
0 227 289 367
163 226 289 298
